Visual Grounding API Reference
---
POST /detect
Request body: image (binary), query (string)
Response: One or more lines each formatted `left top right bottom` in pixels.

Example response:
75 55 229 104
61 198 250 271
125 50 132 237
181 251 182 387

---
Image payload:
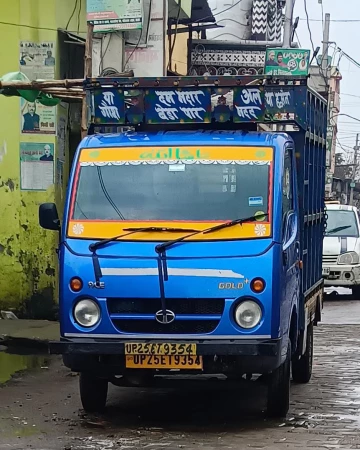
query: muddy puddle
0 348 49 384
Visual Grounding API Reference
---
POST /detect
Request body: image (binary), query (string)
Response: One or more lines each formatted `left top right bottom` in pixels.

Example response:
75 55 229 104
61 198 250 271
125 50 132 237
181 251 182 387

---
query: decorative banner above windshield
79 146 273 163
89 85 305 127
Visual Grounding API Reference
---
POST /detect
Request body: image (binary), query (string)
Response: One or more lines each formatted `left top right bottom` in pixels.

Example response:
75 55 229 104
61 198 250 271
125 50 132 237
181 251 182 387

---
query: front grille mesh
107 298 225 335
112 319 219 334
107 298 225 315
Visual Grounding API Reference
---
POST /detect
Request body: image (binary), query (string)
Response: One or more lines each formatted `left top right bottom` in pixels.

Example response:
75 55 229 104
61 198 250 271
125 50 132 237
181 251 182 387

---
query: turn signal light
250 278 265 293
70 277 83 292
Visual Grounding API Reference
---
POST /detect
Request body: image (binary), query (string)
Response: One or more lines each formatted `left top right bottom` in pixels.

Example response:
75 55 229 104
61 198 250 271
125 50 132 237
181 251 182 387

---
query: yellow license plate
125 354 203 369
124 342 196 356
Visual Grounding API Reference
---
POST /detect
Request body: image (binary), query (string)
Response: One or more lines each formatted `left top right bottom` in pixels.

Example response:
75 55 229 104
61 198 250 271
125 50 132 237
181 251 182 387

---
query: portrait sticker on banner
19 42 56 80
20 142 54 191
20 98 56 135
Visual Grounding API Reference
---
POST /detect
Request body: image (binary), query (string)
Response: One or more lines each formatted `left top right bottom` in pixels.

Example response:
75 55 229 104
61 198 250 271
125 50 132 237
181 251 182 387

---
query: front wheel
79 373 108 413
352 286 360 299
292 323 313 384
267 342 291 418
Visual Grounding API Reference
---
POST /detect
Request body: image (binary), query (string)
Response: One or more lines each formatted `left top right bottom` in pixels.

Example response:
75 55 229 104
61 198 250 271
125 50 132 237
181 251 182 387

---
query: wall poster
20 98 56 135
19 41 56 80
20 142 54 191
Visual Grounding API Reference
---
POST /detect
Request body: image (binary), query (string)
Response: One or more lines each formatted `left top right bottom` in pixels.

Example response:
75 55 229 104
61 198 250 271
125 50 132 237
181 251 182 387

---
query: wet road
1 294 360 450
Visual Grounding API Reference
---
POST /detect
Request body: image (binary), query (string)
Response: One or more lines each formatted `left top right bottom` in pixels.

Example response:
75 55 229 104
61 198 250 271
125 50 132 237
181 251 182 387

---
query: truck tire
352 286 360 299
292 323 313 384
267 342 291 418
79 373 108 413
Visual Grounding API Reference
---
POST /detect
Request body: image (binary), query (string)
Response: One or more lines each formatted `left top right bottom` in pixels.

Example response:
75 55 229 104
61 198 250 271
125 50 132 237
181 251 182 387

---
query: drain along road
1 293 360 450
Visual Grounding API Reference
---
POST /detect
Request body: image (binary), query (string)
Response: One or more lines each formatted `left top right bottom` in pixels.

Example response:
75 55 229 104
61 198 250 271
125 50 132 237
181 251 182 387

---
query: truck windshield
325 210 359 237
73 160 270 222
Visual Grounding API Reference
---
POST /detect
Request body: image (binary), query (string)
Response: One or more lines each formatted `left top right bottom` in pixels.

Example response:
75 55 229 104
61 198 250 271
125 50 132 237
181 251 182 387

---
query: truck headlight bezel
234 299 262 329
73 298 101 328
337 251 360 265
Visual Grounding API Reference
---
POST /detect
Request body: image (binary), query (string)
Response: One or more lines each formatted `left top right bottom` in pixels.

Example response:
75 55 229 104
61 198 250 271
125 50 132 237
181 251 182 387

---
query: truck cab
40 75 325 418
323 203 360 296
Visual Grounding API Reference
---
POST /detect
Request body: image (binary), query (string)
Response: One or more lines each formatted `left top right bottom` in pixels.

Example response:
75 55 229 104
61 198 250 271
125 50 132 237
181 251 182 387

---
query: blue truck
41 75 326 417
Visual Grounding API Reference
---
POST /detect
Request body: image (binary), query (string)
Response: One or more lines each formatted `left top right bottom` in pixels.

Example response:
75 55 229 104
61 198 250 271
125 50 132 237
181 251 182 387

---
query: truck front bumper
50 337 284 375
323 264 360 286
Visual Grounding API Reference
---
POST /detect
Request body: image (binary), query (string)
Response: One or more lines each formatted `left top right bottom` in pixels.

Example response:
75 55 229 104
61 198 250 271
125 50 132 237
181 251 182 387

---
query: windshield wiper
155 212 269 254
89 226 198 252
89 226 201 284
326 225 351 235
153 212 268 322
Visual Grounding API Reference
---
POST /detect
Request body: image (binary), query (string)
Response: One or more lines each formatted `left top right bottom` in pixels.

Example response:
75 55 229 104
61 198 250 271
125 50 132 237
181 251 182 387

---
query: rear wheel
79 373 108 413
292 323 313 384
267 342 291 418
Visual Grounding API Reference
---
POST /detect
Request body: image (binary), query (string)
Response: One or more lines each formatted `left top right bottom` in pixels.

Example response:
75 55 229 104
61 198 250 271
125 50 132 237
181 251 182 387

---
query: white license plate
322 267 330 276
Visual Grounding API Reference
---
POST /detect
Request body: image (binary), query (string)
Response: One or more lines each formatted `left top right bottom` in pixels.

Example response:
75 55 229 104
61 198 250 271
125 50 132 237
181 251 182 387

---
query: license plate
125 354 203 369
124 342 196 356
322 267 330 276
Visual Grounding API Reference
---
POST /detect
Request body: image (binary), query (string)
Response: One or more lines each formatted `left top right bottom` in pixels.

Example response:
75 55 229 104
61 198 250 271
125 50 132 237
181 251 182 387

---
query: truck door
282 147 300 336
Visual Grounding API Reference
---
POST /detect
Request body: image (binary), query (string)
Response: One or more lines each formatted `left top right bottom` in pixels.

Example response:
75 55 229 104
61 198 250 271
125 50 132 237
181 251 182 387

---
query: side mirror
39 203 60 231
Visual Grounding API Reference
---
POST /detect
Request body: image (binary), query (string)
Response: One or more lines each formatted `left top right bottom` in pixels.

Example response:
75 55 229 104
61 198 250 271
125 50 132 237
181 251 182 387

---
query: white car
322 202 360 296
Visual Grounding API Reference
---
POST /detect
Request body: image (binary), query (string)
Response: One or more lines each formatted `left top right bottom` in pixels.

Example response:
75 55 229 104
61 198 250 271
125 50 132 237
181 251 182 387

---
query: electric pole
322 13 333 197
321 13 330 74
283 0 295 47
349 133 360 206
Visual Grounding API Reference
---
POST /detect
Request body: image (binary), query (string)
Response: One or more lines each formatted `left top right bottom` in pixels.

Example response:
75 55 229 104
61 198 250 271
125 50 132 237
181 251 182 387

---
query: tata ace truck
41 75 326 417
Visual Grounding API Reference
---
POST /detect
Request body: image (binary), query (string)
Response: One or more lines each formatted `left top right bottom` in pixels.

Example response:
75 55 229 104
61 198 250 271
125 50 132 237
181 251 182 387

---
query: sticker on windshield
169 164 185 172
249 196 263 206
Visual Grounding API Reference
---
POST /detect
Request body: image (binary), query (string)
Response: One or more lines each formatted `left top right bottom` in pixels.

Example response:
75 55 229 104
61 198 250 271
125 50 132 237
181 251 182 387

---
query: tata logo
155 309 176 324
219 282 244 290
88 281 105 289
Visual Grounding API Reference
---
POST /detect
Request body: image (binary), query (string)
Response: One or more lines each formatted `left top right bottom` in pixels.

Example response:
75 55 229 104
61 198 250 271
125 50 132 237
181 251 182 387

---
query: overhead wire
195 0 244 23
124 0 152 70
303 0 330 89
66 0 79 30
99 33 113 75
77 0 82 35
299 18 360 23
294 30 302 48
303 0 315 53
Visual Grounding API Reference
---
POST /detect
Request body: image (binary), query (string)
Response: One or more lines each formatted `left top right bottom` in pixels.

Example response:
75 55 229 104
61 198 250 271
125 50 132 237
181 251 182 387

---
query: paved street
1 294 360 450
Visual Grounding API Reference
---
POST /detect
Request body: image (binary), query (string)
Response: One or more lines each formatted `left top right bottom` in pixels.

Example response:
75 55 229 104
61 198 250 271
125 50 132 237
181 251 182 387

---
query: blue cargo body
41 76 326 416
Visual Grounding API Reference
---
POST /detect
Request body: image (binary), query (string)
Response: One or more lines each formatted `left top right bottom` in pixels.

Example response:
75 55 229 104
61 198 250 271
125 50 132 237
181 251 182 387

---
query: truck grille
112 319 219 334
107 298 225 335
108 298 224 315
322 255 338 265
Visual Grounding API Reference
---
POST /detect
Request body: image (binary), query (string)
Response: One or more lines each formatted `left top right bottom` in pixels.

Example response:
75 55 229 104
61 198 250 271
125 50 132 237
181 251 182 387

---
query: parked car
323 202 360 296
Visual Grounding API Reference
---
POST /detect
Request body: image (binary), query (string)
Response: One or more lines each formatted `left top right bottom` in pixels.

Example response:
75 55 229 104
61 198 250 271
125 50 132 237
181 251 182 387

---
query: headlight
234 300 262 329
73 299 100 327
337 252 360 265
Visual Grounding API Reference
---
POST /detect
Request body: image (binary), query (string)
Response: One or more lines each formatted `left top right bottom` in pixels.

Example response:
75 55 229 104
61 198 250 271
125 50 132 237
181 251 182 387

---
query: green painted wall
0 0 86 318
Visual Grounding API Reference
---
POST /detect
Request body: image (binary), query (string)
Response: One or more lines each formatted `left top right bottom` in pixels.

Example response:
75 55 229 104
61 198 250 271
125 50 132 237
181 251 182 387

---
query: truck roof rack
84 75 327 139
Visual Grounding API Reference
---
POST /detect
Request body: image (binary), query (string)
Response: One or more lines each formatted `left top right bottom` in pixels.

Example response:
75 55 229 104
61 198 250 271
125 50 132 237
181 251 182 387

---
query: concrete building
0 0 87 317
